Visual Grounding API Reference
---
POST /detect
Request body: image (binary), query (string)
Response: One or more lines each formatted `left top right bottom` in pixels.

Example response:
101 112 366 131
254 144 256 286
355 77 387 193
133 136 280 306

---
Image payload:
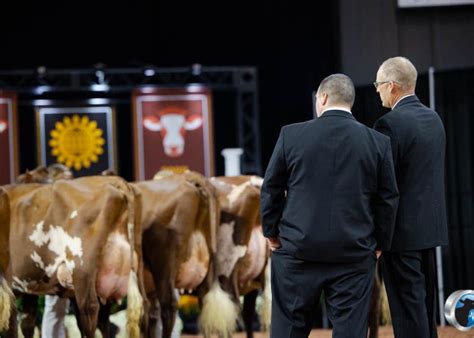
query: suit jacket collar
392 94 419 110
319 109 356 120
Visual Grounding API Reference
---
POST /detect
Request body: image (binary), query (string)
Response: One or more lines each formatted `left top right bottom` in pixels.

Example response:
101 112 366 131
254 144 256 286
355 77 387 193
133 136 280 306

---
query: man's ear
389 81 397 93
321 92 329 105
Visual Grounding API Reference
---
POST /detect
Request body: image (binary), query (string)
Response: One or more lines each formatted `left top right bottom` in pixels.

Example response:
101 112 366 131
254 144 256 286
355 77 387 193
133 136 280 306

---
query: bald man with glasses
373 57 448 338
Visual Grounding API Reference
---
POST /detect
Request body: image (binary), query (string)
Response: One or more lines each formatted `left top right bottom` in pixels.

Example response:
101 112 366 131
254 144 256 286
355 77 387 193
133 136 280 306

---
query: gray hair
378 56 418 90
317 74 355 108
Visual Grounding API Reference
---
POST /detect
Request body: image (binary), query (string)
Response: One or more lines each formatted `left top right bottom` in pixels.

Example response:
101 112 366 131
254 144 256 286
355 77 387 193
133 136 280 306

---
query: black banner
36 106 116 177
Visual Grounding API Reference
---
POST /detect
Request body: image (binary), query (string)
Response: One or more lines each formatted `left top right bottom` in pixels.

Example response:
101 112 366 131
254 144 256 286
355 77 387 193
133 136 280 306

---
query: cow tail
198 278 239 338
126 271 144 338
183 171 218 253
182 173 237 338
380 279 391 325
206 179 218 255
0 274 13 332
198 191 239 338
118 181 143 338
260 255 272 331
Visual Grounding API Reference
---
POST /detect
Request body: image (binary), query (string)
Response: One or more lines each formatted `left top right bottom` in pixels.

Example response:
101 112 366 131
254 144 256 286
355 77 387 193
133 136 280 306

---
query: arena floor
182 327 474 338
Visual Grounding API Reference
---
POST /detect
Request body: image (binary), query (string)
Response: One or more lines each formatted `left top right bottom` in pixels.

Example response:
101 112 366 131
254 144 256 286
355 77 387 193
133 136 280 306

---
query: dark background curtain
352 69 474 298
436 68 474 296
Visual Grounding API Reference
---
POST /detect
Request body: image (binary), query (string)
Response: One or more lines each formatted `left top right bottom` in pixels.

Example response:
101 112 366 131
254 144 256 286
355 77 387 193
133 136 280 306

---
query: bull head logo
143 107 203 157
0 120 7 133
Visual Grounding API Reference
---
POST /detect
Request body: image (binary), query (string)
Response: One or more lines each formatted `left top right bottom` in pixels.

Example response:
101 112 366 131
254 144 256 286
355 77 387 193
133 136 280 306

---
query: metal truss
0 65 262 175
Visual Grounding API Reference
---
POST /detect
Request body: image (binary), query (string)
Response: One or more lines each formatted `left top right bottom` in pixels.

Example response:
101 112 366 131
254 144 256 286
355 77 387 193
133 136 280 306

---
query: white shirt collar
392 94 415 110
321 106 352 115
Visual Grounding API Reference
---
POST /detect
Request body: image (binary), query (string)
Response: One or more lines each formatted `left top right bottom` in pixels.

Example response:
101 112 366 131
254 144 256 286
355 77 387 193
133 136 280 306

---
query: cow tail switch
198 280 239 338
126 271 144 338
123 181 144 338
0 275 14 331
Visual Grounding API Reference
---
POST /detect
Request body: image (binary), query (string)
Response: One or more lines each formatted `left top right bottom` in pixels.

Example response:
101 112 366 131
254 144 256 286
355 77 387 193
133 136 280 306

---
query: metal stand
429 66 446 327
0 65 262 175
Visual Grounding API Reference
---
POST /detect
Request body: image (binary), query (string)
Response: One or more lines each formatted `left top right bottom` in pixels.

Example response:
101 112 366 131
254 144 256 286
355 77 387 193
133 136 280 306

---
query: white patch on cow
29 222 83 278
29 221 48 246
31 251 45 270
209 177 230 188
227 182 251 207
250 176 263 188
12 277 29 293
69 210 78 219
216 222 247 278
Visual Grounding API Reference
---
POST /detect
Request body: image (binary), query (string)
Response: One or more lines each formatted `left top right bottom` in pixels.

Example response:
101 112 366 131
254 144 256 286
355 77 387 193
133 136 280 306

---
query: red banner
0 92 18 185
132 86 214 180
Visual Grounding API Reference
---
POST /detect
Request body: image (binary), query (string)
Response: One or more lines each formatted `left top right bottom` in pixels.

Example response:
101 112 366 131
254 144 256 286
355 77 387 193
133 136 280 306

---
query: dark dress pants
381 249 438 338
270 250 376 338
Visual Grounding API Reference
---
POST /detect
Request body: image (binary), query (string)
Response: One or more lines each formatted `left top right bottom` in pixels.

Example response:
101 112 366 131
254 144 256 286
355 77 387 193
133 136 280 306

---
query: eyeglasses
373 81 391 89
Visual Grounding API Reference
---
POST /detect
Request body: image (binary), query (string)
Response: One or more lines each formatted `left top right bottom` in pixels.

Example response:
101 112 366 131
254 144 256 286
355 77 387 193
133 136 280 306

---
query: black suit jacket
374 95 448 251
261 110 399 263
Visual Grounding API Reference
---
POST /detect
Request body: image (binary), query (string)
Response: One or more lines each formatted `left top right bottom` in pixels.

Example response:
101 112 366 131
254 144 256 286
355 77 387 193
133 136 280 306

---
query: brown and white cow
16 164 73 185
133 170 242 338
143 107 203 157
209 175 271 338
0 175 145 338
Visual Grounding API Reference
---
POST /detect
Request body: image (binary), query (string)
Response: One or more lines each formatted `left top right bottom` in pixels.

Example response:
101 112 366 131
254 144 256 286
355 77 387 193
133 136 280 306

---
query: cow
16 164 73 184
133 170 243 338
11 164 74 338
14 164 126 338
0 175 145 338
209 175 271 338
143 106 203 157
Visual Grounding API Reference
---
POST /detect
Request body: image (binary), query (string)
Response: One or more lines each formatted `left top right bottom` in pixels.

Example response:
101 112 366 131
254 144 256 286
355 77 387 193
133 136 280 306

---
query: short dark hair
317 74 355 108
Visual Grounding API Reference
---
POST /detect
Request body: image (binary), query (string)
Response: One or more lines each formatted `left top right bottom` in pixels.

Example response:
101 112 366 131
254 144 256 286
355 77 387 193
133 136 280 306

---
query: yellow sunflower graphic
49 115 105 171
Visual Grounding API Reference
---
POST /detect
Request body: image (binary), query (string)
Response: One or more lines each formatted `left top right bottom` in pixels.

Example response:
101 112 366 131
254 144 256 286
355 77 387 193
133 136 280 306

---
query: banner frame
0 91 19 183
35 105 118 175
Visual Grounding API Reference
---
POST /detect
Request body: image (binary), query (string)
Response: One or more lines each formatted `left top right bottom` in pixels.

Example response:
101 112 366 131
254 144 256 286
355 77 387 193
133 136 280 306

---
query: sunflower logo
49 115 105 171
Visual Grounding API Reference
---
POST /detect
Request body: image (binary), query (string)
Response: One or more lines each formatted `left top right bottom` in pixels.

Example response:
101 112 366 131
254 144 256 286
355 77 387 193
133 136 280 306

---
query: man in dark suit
373 56 449 338
261 74 399 338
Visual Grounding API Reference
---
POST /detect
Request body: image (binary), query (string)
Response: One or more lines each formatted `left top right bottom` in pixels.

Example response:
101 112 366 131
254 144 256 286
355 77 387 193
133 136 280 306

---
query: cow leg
97 302 112 338
73 274 100 338
242 290 258 338
147 293 162 338
149 268 177 338
158 283 177 338
20 294 37 338
71 298 84 334
4 304 18 338
143 227 179 338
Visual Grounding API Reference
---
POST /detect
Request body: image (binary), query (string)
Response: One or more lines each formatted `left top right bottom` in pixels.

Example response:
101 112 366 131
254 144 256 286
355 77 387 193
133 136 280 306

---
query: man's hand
376 250 382 259
267 237 281 251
